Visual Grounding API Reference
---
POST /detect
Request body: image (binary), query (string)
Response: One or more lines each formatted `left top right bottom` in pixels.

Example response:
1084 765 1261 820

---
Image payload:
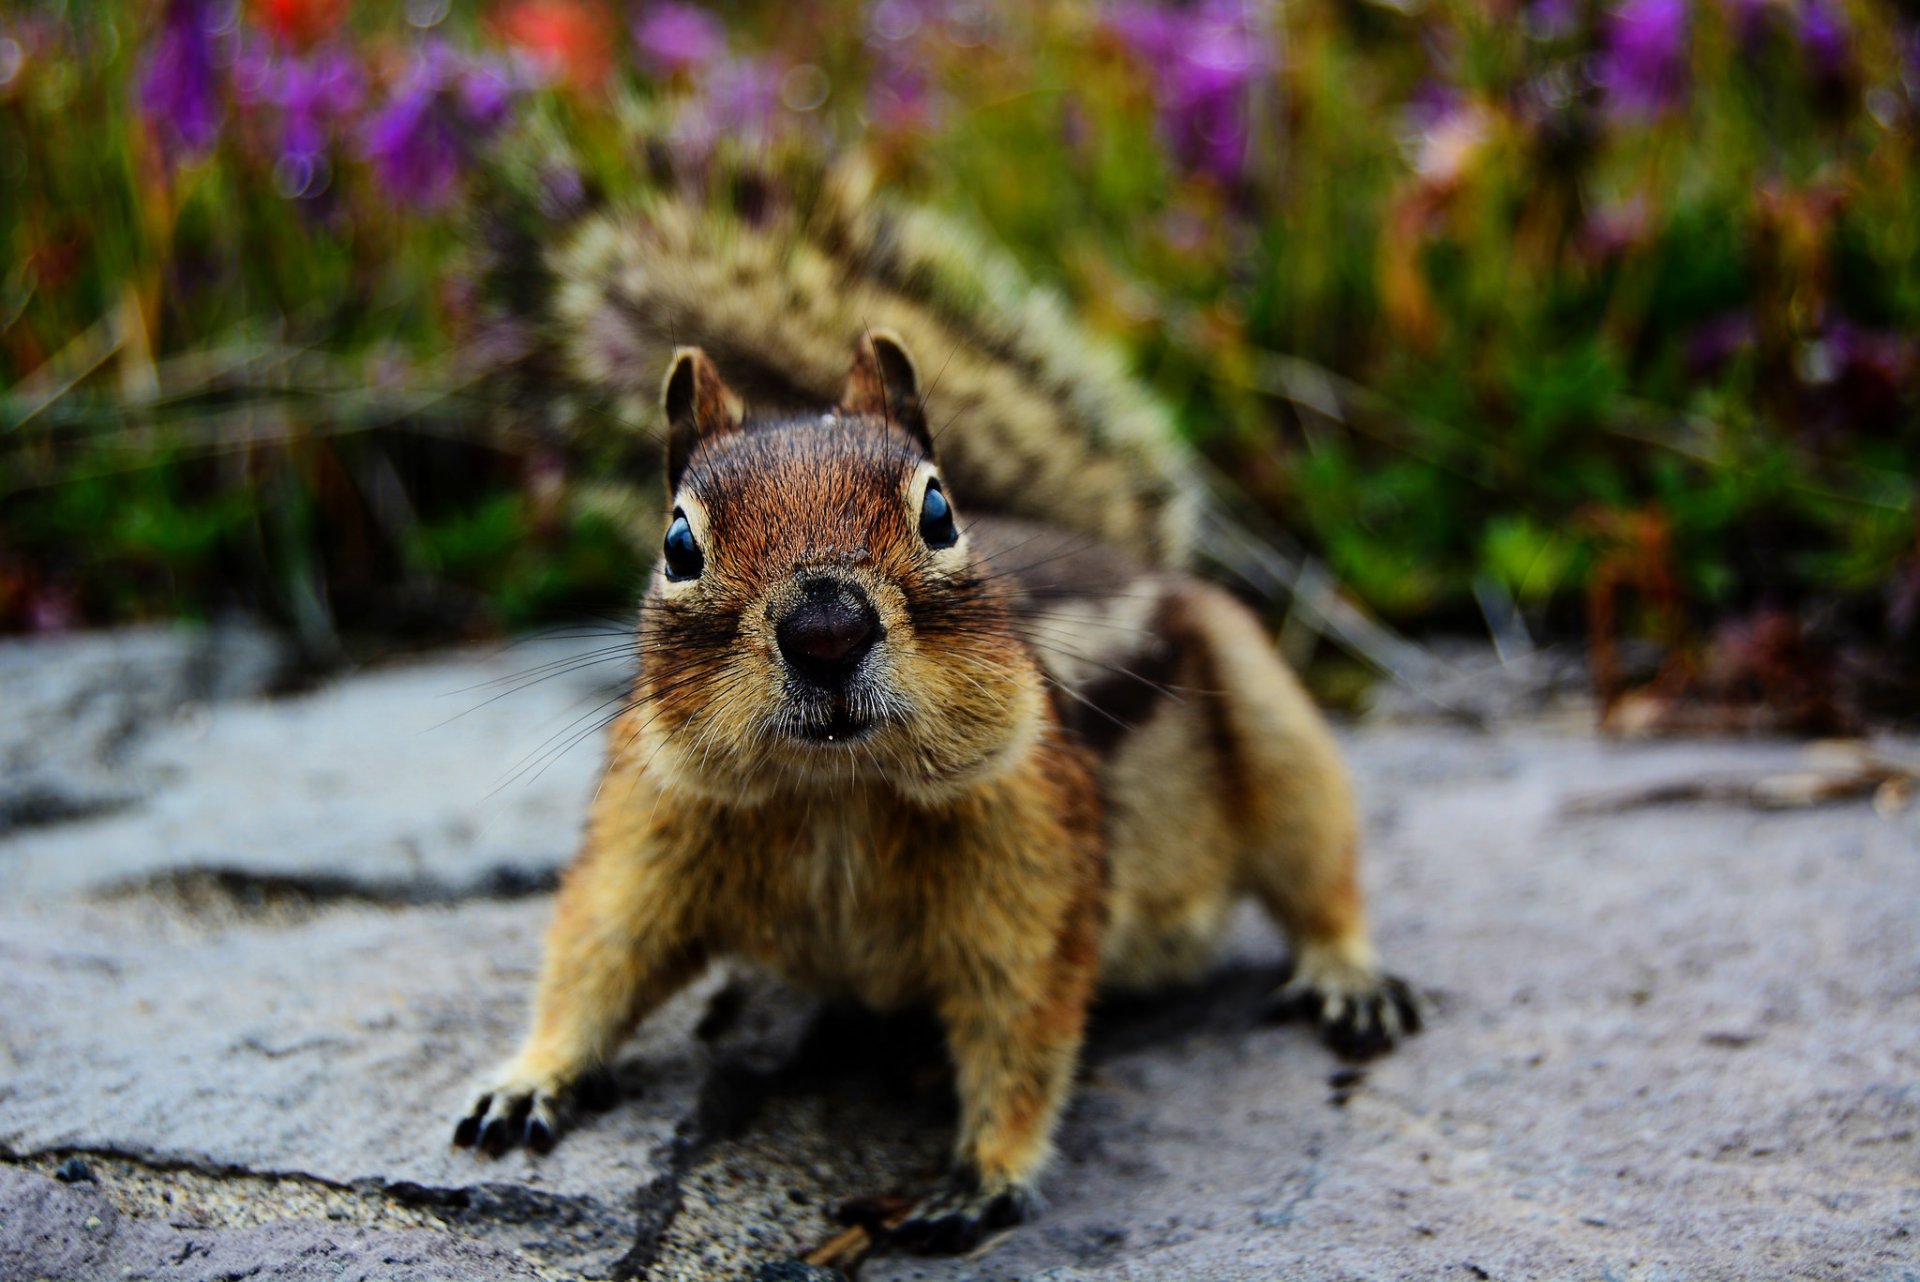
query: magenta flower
361 43 522 209
1596 0 1690 120
1108 0 1271 185
633 3 727 77
140 0 224 161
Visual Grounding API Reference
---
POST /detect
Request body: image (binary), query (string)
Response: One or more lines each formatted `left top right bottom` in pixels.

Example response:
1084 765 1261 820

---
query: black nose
776 578 881 686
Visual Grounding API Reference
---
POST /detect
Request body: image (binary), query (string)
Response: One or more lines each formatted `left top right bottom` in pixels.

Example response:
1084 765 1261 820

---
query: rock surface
0 1166 551 1282
1 629 1915 1281
0 624 289 833
0 629 619 900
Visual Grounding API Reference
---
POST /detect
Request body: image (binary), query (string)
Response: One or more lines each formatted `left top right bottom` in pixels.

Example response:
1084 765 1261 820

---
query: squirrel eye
918 479 958 549
662 510 704 580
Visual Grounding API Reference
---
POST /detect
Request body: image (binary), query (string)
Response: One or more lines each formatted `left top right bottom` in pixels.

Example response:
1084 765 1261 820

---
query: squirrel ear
662 347 743 491
840 330 931 454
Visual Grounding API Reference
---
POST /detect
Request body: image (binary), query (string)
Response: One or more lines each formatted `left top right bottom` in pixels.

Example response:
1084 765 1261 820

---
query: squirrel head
635 332 1046 803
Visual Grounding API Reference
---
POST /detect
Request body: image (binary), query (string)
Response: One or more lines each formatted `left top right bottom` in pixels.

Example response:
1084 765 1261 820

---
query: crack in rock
97 865 561 925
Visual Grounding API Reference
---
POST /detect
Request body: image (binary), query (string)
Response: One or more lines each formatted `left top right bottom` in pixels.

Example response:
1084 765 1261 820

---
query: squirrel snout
776 578 881 686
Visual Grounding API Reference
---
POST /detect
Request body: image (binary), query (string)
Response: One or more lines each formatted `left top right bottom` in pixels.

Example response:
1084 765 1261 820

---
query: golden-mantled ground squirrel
453 160 1419 1251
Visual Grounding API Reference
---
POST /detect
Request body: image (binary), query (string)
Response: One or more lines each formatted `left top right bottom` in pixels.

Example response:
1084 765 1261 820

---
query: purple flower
1718 0 1774 46
714 58 783 133
1576 194 1650 259
863 0 955 133
1685 311 1757 377
1403 78 1462 135
867 0 953 46
633 3 727 77
277 47 363 159
1528 0 1581 39
361 43 522 209
1890 554 1920 638
364 84 462 206
1108 0 1272 185
1596 0 1690 120
663 53 798 159
459 61 518 131
1791 314 1915 444
140 0 224 160
869 58 940 132
228 39 365 196
1796 0 1851 82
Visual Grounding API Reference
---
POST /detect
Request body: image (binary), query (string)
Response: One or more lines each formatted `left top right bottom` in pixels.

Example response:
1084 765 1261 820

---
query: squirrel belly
582 673 1103 1022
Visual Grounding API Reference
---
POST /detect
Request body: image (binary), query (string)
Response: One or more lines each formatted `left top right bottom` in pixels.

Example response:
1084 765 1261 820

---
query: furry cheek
876 630 1049 799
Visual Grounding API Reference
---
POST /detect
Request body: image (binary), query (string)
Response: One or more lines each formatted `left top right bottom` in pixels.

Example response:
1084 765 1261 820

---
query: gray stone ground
1 627 1915 1282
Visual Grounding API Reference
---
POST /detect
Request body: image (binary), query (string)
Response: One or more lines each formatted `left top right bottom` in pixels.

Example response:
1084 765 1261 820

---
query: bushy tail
472 141 1200 571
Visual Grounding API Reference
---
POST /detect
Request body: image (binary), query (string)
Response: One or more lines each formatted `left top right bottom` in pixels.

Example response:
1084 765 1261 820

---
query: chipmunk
452 160 1419 1252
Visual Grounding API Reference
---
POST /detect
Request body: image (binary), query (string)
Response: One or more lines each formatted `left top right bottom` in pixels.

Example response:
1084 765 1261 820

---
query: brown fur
454 341 1415 1241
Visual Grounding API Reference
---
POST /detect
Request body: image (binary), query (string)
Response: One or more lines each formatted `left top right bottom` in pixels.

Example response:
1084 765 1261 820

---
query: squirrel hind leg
1161 582 1426 1058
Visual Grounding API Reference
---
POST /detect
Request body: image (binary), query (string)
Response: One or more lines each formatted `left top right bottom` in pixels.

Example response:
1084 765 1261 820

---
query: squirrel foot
1265 944 1423 1061
888 1170 1037 1255
451 1062 616 1157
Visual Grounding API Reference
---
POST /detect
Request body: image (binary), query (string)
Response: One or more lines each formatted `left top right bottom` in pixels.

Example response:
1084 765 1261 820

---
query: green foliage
2 0 1916 686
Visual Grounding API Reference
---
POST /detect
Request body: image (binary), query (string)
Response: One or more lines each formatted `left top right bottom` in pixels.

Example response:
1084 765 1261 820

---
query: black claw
452 1112 482 1147
982 1189 1031 1230
1272 969 1424 1060
890 1177 1033 1255
894 1212 982 1255
478 1115 514 1157
526 1115 555 1155
934 1213 985 1253
1387 977 1424 1034
1324 1004 1392 1061
575 1067 619 1111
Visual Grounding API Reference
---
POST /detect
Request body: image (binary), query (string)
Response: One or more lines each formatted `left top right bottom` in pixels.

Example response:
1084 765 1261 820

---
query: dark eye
919 479 957 549
663 510 704 580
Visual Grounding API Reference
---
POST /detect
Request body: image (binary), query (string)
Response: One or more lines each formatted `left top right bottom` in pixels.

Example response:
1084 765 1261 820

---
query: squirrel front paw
1265 943 1423 1061
450 1059 616 1157
888 1169 1037 1255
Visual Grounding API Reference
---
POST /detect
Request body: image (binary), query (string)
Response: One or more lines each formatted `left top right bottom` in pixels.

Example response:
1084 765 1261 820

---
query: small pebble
54 1157 95 1184
750 1264 849 1282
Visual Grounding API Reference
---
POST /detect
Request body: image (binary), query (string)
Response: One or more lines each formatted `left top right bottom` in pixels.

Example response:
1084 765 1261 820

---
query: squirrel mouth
790 704 874 745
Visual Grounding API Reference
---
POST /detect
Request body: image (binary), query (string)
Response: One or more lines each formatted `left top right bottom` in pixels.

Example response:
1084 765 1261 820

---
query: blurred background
3 0 1917 727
